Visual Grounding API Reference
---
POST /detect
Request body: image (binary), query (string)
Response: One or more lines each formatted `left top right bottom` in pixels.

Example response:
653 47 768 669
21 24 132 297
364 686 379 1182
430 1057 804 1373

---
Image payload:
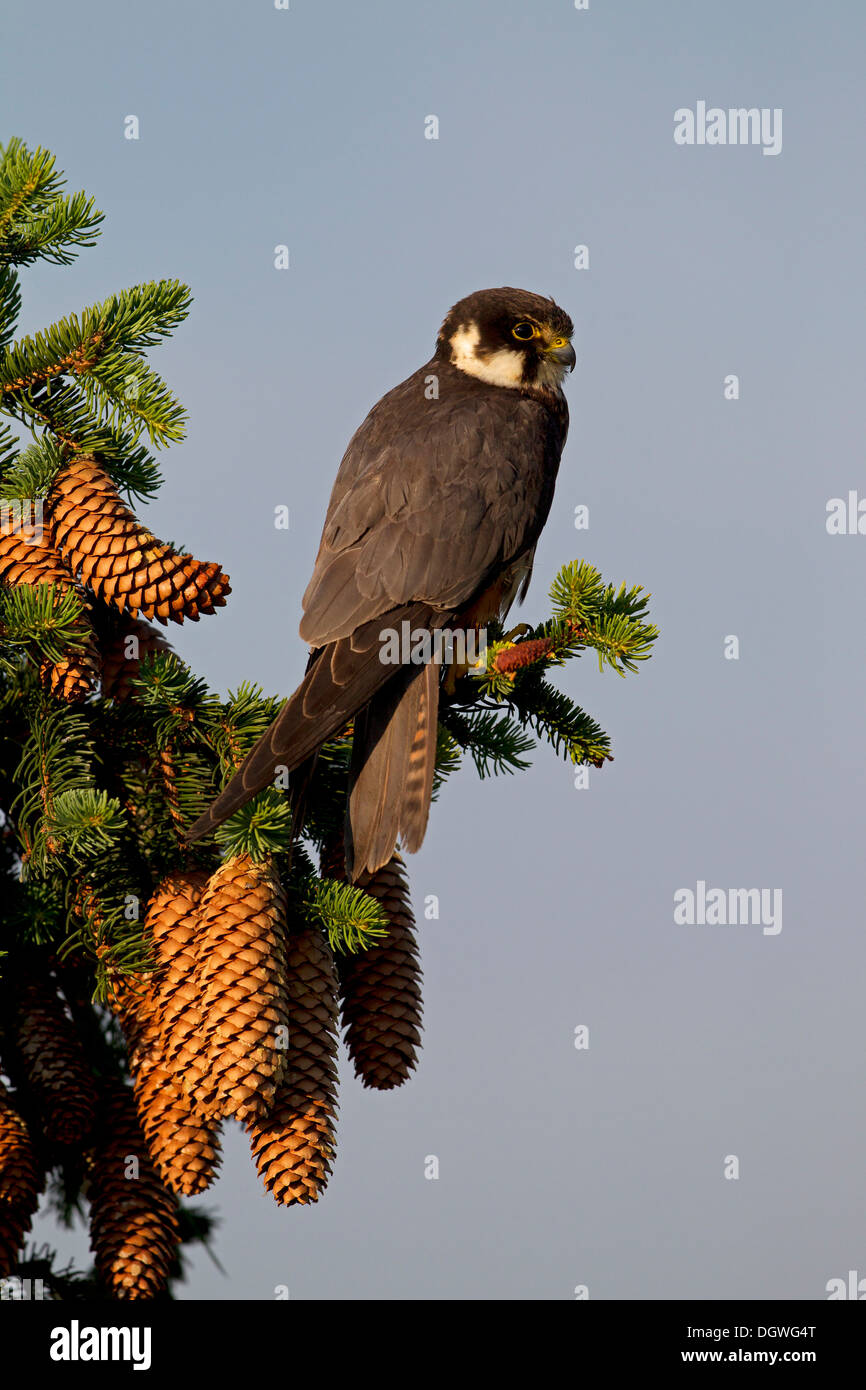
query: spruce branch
126 651 212 724
0 583 92 666
0 418 18 474
439 559 658 777
475 561 657 686
0 879 63 950
0 281 191 449
505 675 612 767
549 560 657 675
0 378 163 501
63 871 154 998
306 877 389 955
432 723 463 795
211 790 292 860
45 790 128 862
438 707 535 779
0 188 104 268
199 683 286 779
12 700 96 869
0 138 103 266
0 436 63 501
0 266 21 348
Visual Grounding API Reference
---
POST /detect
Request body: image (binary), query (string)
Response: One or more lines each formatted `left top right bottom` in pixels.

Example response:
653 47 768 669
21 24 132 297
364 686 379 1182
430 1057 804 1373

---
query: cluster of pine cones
0 850 422 1298
0 452 231 700
0 450 425 1298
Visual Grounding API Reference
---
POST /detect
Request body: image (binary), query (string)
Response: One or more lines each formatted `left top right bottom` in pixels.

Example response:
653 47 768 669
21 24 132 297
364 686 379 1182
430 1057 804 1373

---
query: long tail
184 602 443 845
345 658 439 880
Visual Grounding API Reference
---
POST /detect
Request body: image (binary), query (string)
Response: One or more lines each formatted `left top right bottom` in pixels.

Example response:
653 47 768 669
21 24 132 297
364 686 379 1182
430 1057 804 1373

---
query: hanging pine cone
14 974 98 1145
0 1085 42 1278
99 612 173 700
0 514 100 700
155 871 211 1095
87 1084 180 1300
335 852 424 1089
0 1225 19 1282
103 871 221 1196
132 1057 221 1198
0 513 71 588
247 916 340 1207
135 868 209 1070
114 970 222 1199
178 856 289 1123
47 454 230 625
38 645 101 701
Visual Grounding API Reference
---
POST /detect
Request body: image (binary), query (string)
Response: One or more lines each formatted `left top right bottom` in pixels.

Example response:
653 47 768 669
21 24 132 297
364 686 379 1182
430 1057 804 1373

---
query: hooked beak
545 338 576 372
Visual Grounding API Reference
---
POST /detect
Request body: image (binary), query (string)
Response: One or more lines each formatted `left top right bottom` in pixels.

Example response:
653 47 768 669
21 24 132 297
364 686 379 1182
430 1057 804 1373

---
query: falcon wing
299 362 567 644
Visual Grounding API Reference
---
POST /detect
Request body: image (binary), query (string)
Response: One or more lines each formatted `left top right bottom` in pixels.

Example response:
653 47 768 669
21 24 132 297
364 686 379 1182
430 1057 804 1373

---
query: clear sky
3 0 865 1299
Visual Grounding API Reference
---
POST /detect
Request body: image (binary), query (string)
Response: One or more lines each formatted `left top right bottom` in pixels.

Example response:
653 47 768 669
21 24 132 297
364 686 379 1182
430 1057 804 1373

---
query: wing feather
299 361 567 647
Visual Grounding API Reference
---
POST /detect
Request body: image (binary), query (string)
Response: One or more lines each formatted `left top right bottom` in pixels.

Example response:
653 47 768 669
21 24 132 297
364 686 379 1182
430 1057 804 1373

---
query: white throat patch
534 355 570 392
449 322 525 389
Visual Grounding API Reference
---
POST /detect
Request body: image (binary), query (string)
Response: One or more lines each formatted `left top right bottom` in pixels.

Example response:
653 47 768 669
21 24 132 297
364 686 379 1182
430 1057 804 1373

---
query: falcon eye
511 321 539 341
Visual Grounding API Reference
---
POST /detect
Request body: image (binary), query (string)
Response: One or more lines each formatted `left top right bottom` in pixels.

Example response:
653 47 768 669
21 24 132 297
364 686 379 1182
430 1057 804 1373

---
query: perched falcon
185 287 575 878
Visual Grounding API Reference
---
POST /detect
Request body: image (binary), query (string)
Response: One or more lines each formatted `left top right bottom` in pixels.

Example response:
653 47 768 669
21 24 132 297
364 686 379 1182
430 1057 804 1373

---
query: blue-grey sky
3 0 865 1299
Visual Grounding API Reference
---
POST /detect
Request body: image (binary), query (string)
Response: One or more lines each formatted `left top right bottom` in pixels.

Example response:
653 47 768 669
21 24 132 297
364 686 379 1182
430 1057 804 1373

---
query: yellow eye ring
512 321 539 341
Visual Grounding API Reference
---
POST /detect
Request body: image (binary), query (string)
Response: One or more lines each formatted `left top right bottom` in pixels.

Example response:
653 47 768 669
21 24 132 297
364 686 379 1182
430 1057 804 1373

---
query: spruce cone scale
99 612 173 700
88 1085 180 1300
0 518 71 588
247 917 340 1206
14 975 99 1145
106 871 222 1195
131 1054 221 1198
182 856 290 1122
152 868 209 1077
337 852 424 1090
0 1085 42 1278
47 456 230 625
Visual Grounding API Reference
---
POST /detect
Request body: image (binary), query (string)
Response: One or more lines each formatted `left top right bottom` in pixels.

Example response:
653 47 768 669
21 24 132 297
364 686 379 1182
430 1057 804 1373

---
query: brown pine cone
0 1084 42 1277
179 856 290 1123
0 1223 22 1280
38 646 101 701
106 872 221 1195
131 1057 221 1198
336 852 424 1089
14 974 99 1145
155 871 211 1091
99 612 173 700
47 455 230 625
87 1084 180 1300
0 514 100 700
0 514 71 588
247 916 340 1206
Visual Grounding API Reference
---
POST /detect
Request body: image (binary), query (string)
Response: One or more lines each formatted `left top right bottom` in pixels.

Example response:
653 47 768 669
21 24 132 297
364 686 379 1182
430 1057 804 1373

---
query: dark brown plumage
185 287 575 878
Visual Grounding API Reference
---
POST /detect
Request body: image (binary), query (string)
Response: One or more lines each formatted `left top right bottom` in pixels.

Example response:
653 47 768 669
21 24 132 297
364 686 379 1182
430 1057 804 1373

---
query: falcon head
437 287 576 393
